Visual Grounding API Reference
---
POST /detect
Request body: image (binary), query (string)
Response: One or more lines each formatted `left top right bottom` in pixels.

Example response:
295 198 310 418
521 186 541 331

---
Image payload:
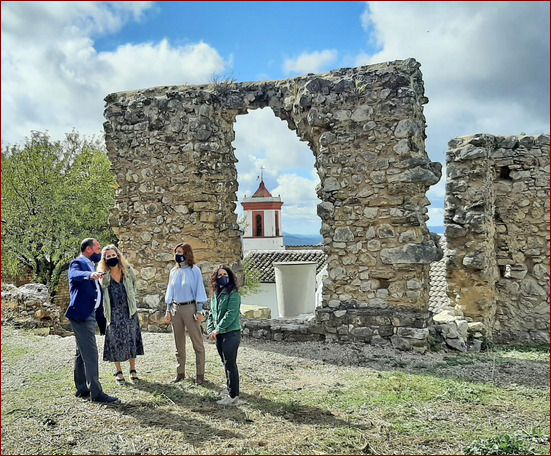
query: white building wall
240 283 277 317
243 221 252 237
240 277 325 319
262 209 278 236
243 237 284 252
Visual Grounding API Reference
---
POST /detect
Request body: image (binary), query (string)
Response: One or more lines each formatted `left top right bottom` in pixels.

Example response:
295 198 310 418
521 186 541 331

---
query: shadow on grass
115 378 241 441
241 338 550 389
202 379 372 431
125 377 371 434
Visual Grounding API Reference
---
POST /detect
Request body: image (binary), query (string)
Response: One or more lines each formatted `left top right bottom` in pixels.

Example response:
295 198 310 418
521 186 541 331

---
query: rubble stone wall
103 58 443 345
445 134 550 343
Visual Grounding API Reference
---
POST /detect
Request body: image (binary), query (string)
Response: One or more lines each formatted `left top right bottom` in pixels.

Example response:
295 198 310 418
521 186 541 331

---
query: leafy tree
1 130 117 292
240 257 261 297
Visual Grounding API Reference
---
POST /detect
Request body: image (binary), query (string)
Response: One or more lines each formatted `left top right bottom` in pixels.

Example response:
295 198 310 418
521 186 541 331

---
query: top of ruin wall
447 133 550 158
104 57 425 103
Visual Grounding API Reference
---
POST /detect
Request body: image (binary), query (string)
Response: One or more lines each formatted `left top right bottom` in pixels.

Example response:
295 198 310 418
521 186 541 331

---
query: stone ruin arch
103 58 444 350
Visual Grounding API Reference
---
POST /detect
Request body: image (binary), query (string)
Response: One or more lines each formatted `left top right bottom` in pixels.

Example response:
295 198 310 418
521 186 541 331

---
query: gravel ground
2 326 549 455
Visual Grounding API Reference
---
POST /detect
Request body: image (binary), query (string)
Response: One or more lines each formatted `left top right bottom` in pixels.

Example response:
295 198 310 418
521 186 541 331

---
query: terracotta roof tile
428 235 452 313
252 180 273 197
244 249 327 282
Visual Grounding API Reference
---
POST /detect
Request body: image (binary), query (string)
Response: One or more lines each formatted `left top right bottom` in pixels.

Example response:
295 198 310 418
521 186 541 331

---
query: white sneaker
216 395 239 406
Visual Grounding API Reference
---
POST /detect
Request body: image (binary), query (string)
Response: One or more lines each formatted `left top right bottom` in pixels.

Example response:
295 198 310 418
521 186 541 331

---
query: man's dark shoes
195 375 204 386
91 393 119 403
75 390 90 399
171 373 186 383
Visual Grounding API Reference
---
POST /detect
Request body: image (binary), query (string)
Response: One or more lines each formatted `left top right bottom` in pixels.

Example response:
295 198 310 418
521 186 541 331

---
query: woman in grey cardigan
98 244 144 383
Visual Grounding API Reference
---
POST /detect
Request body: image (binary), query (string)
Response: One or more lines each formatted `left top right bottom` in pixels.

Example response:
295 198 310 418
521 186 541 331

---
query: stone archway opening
232 107 323 319
232 107 322 239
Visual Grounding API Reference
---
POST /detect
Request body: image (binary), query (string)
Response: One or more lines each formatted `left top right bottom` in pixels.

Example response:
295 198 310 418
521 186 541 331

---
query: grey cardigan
100 266 138 323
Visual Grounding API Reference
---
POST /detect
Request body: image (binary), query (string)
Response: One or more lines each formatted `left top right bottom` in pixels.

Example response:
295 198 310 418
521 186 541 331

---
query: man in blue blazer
66 238 118 403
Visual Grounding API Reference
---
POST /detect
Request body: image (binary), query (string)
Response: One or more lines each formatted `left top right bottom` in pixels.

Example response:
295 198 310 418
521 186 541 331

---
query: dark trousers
70 316 103 399
215 330 240 398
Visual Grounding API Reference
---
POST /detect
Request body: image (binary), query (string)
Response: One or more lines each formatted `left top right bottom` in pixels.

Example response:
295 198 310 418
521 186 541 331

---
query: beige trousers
171 303 205 376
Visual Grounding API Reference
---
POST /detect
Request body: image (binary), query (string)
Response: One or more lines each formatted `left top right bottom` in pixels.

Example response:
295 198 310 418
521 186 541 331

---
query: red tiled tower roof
252 180 273 197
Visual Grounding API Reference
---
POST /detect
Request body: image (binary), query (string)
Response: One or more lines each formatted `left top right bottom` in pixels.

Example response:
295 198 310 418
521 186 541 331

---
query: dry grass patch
1 326 549 455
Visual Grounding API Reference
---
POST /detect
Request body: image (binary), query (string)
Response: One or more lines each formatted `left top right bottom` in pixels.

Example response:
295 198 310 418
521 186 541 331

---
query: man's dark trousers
70 316 103 399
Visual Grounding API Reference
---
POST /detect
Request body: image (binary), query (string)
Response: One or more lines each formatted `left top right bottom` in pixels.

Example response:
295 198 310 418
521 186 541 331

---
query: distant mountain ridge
283 232 323 246
283 228 444 246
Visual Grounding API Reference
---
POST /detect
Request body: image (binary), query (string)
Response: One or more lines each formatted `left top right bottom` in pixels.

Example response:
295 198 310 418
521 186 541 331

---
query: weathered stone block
381 243 442 264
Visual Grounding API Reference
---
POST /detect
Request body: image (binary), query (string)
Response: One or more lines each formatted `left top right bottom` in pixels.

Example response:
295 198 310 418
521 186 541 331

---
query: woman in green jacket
98 245 144 383
207 265 242 405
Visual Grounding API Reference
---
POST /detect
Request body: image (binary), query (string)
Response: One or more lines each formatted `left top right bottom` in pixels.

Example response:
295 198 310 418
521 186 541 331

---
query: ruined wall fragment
445 134 550 343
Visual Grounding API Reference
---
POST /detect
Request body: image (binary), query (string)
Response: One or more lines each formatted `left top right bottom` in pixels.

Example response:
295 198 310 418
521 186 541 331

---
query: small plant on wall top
210 72 237 95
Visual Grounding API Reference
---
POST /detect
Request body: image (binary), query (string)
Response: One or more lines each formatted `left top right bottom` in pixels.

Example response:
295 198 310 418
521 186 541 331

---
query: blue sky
2 1 549 235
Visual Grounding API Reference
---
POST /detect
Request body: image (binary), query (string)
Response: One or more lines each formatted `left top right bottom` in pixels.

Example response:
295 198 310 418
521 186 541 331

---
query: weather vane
257 166 265 181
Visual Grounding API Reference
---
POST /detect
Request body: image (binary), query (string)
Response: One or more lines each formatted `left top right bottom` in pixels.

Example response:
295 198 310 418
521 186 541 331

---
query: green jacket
207 289 241 334
100 266 138 324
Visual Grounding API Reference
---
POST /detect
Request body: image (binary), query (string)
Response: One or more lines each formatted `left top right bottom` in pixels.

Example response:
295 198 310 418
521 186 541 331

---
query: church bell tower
241 175 284 252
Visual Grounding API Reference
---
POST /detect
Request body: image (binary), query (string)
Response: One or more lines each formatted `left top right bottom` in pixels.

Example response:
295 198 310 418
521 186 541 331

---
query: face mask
90 253 102 263
217 276 229 287
106 257 119 268
175 254 186 264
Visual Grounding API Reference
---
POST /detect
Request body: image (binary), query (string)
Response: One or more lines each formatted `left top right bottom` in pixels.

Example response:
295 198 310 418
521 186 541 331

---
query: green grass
1 327 549 455
465 430 550 455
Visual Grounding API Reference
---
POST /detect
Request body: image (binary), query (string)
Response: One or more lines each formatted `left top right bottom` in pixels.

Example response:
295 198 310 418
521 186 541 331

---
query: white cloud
272 173 320 206
97 39 227 91
0 2 153 43
358 1 550 166
233 108 316 189
1 2 228 146
283 50 338 76
427 207 445 228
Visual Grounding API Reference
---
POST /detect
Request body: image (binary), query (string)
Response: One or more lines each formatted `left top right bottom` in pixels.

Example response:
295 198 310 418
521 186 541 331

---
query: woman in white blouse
164 242 207 385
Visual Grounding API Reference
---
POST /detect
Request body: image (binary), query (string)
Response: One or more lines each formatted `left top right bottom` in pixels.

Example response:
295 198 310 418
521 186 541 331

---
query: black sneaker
75 390 90 399
91 393 119 403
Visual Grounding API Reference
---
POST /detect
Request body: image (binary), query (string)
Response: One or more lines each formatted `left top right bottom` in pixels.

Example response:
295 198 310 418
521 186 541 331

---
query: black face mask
106 257 119 268
90 253 102 263
216 276 229 287
175 254 186 264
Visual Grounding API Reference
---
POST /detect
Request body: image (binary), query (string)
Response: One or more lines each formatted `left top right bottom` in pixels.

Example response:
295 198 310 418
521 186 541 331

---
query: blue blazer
65 256 106 333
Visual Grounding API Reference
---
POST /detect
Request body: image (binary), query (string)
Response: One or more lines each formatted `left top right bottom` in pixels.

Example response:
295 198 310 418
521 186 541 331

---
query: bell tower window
255 214 263 237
